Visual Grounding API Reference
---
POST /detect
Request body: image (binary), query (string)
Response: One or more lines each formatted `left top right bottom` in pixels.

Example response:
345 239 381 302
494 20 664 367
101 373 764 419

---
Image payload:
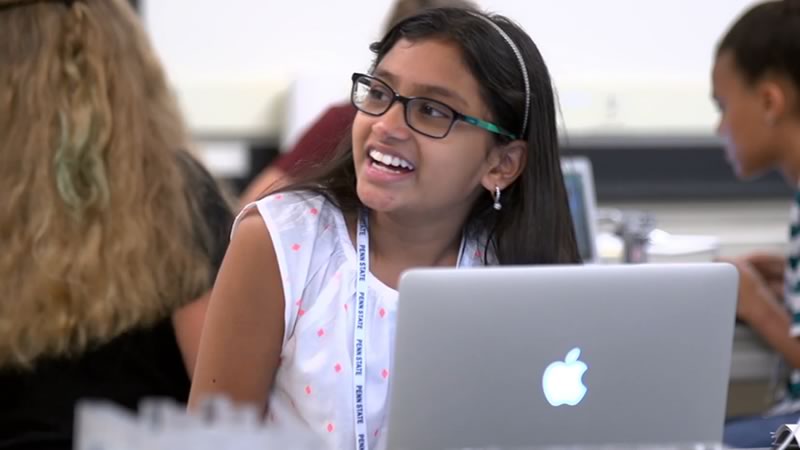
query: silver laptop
562 157 600 263
386 263 738 449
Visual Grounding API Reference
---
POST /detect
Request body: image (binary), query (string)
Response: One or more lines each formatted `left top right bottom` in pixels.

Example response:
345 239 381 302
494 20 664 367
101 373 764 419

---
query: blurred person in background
711 0 800 446
0 0 233 448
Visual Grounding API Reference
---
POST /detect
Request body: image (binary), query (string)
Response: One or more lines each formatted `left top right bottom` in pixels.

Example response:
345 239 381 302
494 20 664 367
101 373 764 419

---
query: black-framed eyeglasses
350 73 517 140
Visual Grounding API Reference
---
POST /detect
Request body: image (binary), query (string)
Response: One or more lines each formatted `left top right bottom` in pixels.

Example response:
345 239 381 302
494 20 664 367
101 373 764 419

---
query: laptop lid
386 263 737 449
561 157 600 263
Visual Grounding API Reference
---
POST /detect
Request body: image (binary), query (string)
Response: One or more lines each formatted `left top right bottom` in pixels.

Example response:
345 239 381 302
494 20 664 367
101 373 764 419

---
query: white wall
143 0 759 144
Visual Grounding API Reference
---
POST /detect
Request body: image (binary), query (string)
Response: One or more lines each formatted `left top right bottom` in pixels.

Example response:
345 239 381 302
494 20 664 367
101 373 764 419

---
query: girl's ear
756 78 787 125
481 140 527 191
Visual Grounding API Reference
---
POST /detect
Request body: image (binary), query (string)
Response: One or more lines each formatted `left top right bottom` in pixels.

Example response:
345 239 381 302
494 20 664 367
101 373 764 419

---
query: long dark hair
284 7 579 265
717 0 800 89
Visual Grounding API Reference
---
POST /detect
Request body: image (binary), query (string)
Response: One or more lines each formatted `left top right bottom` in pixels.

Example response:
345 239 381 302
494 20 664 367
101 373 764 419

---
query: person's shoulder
252 190 336 218
174 150 234 225
298 102 357 141
230 206 275 251
236 190 340 242
316 102 357 127
176 150 221 194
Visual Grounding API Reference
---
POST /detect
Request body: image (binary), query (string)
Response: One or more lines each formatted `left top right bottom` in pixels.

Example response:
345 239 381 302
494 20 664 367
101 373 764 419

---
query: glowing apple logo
542 347 588 406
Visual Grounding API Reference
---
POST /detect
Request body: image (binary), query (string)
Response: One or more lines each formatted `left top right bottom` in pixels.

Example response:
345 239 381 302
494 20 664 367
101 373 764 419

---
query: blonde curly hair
0 0 213 368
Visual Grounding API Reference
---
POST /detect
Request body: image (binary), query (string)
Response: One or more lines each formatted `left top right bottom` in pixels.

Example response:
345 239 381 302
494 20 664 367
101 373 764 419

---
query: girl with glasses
190 7 580 449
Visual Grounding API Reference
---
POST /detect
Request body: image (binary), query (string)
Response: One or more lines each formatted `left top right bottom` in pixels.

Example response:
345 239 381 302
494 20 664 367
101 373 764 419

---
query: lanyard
353 208 369 450
351 209 469 450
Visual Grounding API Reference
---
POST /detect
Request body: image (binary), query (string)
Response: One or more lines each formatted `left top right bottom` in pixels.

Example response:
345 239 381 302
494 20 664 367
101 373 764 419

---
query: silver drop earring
493 186 502 211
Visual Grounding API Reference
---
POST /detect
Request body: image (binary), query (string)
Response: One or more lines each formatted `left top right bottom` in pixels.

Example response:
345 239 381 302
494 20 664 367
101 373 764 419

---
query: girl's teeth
369 149 414 170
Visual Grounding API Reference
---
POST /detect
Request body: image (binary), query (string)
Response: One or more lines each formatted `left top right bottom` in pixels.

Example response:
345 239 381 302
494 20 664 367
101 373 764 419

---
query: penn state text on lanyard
354 208 369 450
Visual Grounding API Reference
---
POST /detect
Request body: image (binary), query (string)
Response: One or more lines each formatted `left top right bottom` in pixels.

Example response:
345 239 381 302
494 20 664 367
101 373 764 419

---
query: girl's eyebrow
373 68 469 110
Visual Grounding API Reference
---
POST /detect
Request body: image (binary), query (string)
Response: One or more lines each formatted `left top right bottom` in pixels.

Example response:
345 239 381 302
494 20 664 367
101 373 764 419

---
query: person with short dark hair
711 1 800 446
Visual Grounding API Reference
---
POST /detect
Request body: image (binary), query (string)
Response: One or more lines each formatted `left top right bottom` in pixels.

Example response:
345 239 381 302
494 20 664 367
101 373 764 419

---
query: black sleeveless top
0 153 233 449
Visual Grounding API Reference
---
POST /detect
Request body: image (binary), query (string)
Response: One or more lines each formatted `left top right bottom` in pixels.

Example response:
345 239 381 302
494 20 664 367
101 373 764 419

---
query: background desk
602 199 787 416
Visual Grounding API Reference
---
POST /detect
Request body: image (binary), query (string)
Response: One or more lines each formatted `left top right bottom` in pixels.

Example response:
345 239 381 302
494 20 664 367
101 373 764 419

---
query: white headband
469 12 531 139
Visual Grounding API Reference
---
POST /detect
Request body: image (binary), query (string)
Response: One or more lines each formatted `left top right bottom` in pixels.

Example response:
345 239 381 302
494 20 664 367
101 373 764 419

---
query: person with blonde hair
239 0 478 204
0 0 232 447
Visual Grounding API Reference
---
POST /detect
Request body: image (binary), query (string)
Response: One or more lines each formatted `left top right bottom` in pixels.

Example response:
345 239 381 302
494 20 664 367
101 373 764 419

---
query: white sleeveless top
233 191 493 450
